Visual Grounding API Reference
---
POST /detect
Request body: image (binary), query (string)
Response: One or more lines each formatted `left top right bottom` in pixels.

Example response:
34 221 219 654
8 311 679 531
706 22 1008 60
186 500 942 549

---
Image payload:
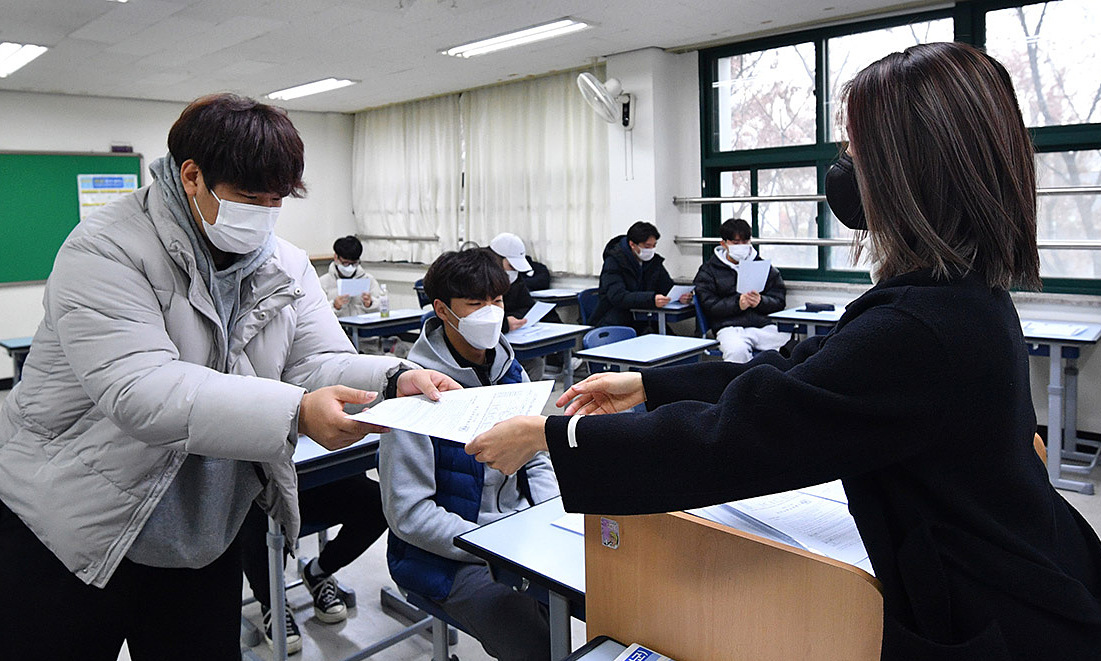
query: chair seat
401 589 469 635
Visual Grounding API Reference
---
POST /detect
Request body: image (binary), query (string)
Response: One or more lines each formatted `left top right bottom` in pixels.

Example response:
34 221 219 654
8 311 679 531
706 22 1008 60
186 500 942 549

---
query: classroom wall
0 90 356 379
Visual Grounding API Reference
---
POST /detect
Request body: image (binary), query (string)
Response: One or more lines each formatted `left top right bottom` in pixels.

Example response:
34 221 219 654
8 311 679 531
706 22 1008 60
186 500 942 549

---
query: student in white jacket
0 93 459 661
318 235 382 317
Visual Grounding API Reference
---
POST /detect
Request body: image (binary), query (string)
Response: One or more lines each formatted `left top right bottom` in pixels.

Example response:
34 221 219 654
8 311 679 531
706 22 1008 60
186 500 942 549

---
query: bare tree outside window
759 166 817 268
987 0 1101 279
715 43 816 152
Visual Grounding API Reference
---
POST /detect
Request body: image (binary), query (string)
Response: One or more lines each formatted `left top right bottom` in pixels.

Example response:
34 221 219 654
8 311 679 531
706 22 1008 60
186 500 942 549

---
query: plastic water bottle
379 284 390 318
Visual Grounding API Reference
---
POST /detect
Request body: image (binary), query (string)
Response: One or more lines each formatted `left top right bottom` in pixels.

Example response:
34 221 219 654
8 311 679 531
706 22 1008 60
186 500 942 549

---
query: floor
2 375 1100 661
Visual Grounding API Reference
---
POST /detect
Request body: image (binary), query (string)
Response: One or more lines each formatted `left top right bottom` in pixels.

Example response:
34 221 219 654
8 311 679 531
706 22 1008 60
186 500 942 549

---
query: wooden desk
0 336 32 386
506 322 591 388
338 309 424 352
1021 318 1101 495
575 335 718 371
629 302 694 335
584 510 883 661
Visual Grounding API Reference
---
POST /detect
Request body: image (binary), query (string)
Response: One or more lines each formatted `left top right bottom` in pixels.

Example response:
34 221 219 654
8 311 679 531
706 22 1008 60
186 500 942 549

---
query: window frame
697 0 1101 293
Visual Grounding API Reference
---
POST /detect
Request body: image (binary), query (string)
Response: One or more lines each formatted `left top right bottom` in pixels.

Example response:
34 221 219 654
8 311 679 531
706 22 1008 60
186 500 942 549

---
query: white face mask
506 269 519 284
637 247 656 262
726 244 755 263
446 303 504 350
194 189 280 254
336 263 357 278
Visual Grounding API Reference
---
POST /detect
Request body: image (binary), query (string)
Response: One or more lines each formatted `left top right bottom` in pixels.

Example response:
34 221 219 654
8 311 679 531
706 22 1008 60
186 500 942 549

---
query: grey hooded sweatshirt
378 316 560 563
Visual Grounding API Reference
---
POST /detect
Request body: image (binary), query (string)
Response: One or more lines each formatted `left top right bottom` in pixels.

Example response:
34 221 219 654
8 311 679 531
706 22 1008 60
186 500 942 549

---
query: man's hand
654 294 671 308
333 294 351 311
679 290 694 304
396 369 462 401
361 292 373 308
299 385 383 450
739 291 761 310
508 316 527 332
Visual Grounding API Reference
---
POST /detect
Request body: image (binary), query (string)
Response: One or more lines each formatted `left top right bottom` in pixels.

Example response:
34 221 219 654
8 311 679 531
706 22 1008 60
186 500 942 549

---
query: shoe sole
314 606 348 624
265 635 303 655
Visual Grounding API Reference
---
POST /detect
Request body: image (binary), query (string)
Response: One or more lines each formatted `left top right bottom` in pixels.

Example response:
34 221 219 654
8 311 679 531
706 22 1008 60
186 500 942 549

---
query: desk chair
577 288 600 325
398 589 465 661
414 279 431 308
692 298 723 358
582 326 636 374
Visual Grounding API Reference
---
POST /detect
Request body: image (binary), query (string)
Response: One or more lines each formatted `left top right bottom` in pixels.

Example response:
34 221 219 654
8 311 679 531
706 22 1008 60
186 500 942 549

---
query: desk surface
338 309 423 327
506 322 590 347
532 288 585 298
1021 318 1101 344
575 335 717 365
455 496 584 602
630 302 692 313
293 434 380 473
0 336 33 351
769 306 846 323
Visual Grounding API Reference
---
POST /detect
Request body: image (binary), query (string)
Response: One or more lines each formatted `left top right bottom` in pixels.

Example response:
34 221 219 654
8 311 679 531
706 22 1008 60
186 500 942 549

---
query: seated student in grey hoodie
379 248 559 661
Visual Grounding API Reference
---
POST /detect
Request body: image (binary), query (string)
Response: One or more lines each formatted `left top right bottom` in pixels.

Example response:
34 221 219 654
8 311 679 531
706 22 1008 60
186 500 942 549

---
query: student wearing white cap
488 234 561 380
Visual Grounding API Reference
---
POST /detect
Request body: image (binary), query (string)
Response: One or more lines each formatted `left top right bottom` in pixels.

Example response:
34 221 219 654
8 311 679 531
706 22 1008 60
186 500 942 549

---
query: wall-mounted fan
577 72 634 130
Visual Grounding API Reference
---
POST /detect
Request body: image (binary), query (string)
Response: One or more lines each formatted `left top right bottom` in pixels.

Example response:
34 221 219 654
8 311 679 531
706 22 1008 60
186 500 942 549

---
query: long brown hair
844 41 1041 290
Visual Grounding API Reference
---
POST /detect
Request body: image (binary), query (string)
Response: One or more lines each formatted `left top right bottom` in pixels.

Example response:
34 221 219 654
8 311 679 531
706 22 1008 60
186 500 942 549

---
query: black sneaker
261 604 303 654
303 568 348 623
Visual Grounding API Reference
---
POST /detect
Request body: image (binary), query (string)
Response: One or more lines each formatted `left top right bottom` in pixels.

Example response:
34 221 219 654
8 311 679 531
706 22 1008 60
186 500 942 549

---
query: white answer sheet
666 284 694 301
735 259 771 294
347 380 555 444
521 301 556 325
337 277 372 297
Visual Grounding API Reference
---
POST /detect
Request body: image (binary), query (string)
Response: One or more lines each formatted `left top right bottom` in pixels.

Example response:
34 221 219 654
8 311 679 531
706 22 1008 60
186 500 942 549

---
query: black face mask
825 152 866 231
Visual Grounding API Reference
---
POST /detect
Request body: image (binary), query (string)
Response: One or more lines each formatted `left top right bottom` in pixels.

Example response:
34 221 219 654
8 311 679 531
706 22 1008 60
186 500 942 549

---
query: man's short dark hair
720 218 752 242
626 221 660 245
168 93 306 199
423 248 510 308
333 236 362 260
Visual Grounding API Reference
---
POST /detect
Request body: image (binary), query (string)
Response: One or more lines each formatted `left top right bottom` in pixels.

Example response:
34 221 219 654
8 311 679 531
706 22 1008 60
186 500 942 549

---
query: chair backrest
583 325 636 350
420 310 436 327
578 288 600 325
693 296 710 338
413 279 431 308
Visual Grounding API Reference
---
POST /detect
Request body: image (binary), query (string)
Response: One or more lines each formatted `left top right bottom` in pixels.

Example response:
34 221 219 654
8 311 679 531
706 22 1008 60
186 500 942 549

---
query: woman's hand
299 385 385 450
396 369 462 401
466 415 548 475
555 372 646 416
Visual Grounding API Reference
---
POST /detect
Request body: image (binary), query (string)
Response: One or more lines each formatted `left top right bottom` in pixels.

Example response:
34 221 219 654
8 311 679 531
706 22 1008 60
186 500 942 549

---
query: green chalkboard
0 152 143 284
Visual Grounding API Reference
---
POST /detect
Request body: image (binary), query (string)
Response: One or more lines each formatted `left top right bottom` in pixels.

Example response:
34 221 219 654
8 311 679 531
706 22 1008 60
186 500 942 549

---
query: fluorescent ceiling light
266 78 356 101
0 42 48 78
442 18 589 58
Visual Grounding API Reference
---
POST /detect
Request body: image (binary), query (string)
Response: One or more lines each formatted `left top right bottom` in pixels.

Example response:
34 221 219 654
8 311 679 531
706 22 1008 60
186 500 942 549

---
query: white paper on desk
1021 320 1088 337
346 380 555 444
551 512 585 536
520 301 555 326
337 277 372 297
729 491 868 567
666 284 694 301
735 259 771 294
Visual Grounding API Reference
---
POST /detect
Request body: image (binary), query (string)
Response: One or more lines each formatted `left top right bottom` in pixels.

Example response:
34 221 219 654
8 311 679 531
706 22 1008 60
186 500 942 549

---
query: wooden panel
584 511 883 661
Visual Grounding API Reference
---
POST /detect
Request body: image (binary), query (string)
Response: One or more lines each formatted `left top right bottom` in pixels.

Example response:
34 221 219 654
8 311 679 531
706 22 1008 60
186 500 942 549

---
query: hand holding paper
735 260 770 294
337 277 372 297
667 284 694 304
520 301 556 326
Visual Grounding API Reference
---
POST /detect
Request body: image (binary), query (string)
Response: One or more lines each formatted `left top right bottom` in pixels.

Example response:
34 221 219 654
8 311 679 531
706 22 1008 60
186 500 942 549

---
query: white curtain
351 95 461 263
462 67 610 275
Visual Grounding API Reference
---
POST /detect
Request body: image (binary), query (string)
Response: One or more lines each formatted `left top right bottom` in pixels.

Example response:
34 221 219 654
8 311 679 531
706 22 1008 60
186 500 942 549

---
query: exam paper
735 259 771 294
730 491 868 566
666 284 694 301
337 277 372 297
521 301 556 326
347 380 555 444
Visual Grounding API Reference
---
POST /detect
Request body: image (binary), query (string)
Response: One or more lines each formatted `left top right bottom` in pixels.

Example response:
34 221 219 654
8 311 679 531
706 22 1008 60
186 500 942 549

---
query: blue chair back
420 310 436 327
582 326 636 374
693 296 710 338
577 288 600 324
414 279 431 308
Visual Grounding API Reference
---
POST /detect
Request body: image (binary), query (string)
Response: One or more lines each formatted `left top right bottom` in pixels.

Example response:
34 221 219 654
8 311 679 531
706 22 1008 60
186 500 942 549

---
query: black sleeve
544 307 959 515
522 262 552 291
654 264 675 298
600 259 653 310
503 281 536 330
756 267 787 315
693 265 742 321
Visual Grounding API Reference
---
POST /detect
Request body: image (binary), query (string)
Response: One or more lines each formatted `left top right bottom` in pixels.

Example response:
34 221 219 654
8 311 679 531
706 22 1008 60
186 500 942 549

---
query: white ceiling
0 0 945 113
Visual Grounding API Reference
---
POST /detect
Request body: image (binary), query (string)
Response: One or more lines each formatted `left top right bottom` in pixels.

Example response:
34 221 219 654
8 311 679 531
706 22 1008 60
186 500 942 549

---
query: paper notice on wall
77 174 138 221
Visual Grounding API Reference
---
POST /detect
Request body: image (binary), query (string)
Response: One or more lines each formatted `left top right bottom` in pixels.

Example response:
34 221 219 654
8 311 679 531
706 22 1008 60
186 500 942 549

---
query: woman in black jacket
467 42 1101 660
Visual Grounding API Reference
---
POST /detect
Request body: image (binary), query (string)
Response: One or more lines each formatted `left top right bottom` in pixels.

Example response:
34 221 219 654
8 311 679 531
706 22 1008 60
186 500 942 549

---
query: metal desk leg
267 516 288 660
1047 347 1094 494
657 313 667 335
548 591 571 660
1060 355 1100 474
563 349 574 390
352 330 362 353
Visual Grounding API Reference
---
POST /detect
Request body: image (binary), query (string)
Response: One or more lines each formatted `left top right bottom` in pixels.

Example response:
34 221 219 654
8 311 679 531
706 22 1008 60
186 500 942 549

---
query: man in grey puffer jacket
0 93 459 661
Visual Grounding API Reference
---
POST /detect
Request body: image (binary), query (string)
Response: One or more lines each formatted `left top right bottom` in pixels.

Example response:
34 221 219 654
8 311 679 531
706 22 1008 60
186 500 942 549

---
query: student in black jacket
591 221 691 330
694 218 788 362
467 43 1101 661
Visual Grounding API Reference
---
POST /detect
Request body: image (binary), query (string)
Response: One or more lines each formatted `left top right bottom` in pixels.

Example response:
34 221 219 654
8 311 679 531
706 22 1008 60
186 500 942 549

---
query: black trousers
240 473 388 608
0 497 243 661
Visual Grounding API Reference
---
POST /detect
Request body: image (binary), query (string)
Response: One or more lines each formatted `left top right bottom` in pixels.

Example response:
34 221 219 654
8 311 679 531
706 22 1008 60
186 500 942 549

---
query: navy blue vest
387 358 529 600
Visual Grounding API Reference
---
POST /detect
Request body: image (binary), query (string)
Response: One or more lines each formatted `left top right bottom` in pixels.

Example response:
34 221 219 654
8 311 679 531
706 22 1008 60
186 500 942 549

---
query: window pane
714 43 816 151
758 166 817 268
719 170 752 224
826 209 872 273
1036 149 1101 278
827 19 954 140
987 0 1101 128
